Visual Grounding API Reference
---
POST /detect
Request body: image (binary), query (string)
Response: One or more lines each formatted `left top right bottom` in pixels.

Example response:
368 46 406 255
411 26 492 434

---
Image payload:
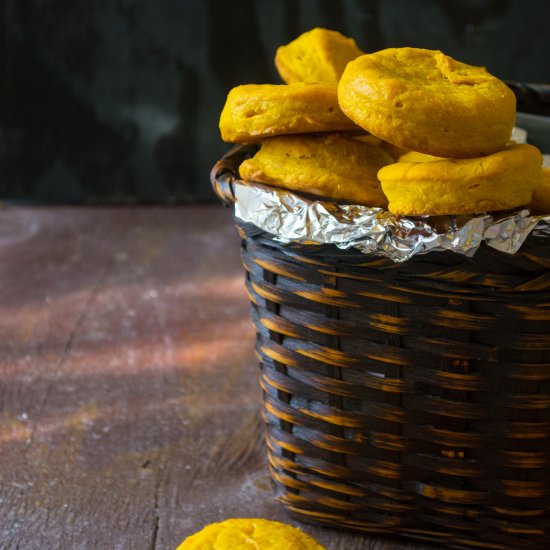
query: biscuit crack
435 51 490 86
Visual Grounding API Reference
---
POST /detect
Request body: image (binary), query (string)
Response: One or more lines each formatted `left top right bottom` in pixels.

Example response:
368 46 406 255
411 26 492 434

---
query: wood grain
0 206 429 549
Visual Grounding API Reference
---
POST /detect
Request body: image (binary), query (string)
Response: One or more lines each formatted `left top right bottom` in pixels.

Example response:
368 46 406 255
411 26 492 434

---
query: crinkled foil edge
234 181 550 263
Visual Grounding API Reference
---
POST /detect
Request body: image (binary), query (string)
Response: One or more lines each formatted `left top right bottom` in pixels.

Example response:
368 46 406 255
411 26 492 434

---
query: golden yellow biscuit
338 47 516 158
380 140 408 161
378 144 542 216
530 167 550 214
275 27 363 84
219 83 359 143
176 518 326 550
398 151 445 163
352 133 383 147
239 133 393 207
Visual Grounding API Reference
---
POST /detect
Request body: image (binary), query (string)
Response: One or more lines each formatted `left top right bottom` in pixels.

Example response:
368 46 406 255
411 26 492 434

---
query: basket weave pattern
212 150 550 550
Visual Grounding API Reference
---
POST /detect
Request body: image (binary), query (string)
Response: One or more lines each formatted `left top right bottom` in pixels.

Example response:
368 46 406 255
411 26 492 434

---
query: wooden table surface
0 206 430 550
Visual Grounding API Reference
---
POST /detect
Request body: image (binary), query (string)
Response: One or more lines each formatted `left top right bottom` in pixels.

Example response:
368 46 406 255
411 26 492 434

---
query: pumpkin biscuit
380 140 409 161
338 47 516 158
275 27 363 84
176 518 326 550
378 144 542 216
219 83 359 143
239 133 393 207
398 150 445 163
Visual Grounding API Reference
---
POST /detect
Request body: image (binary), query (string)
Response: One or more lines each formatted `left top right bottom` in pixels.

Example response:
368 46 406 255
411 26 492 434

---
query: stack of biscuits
219 28 547 216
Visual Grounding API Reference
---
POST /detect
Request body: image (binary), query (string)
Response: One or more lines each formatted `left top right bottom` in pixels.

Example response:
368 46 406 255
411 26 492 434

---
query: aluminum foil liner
234 181 549 262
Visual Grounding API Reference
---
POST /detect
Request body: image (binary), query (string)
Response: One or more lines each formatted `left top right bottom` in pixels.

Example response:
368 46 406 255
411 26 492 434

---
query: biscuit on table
338 47 516 158
176 518 326 549
239 133 393 207
275 27 363 84
530 166 550 214
378 143 542 215
219 83 359 143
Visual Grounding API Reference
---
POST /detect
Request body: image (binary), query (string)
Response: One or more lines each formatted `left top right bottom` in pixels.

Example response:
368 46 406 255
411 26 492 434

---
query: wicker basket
211 146 550 550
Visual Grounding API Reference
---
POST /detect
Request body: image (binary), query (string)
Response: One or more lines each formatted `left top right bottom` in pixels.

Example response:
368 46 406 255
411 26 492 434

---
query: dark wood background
3 0 550 204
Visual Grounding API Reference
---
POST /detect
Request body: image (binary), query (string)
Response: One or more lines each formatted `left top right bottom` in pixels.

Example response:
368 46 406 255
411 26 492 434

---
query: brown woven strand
212 147 550 550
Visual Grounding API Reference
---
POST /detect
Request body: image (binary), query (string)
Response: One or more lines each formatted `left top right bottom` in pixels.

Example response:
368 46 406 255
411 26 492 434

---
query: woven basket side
241 224 550 550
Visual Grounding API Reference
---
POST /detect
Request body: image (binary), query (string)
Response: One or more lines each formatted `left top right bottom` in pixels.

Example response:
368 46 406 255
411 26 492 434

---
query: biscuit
275 27 363 84
398 151 444 163
530 167 550 214
239 133 393 207
219 83 359 143
176 518 326 550
338 47 516 158
380 140 409 161
378 144 542 215
352 133 383 147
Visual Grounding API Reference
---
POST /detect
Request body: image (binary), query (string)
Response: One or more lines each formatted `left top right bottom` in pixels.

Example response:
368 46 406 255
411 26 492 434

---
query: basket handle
210 144 257 206
505 81 550 116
